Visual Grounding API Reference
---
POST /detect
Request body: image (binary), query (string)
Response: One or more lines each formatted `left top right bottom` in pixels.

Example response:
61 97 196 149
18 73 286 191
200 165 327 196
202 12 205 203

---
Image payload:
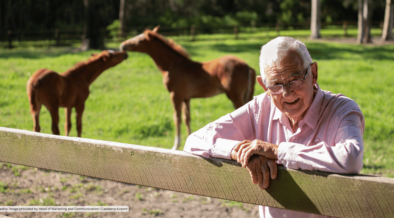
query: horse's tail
26 69 46 115
244 67 256 103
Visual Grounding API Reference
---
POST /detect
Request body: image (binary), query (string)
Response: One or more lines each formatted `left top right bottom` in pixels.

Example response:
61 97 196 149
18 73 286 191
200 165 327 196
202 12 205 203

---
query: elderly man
184 36 364 217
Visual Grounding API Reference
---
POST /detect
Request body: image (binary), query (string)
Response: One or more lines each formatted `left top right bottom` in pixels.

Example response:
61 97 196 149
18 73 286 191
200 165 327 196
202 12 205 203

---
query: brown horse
26 50 128 137
120 26 256 150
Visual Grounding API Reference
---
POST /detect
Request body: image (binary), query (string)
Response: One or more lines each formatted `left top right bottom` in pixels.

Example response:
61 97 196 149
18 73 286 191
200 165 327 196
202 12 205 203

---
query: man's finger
261 161 270 189
247 164 258 184
255 161 263 187
237 148 245 166
243 149 254 167
268 160 278 180
242 150 252 167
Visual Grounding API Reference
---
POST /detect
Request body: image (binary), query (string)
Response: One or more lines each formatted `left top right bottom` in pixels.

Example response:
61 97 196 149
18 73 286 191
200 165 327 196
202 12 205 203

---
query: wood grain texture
1 127 394 217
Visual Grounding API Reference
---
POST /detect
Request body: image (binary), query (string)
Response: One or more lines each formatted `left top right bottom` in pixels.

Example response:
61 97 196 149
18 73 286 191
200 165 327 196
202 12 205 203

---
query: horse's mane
149 31 191 60
66 52 107 73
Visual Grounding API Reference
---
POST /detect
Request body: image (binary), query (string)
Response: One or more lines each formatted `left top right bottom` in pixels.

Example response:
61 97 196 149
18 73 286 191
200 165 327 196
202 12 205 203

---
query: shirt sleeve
277 113 364 174
183 99 258 160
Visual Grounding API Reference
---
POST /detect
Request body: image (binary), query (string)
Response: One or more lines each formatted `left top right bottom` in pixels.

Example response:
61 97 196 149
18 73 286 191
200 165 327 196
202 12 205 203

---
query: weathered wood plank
0 127 393 217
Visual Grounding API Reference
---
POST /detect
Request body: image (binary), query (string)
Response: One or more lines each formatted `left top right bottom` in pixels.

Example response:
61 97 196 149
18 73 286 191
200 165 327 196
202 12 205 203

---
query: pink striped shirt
184 84 364 218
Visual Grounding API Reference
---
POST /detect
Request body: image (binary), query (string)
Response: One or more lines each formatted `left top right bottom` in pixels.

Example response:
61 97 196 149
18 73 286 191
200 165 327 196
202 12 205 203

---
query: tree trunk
119 0 126 38
363 0 372 43
0 0 5 32
357 0 364 42
382 0 393 40
357 0 372 44
310 0 321 39
81 0 105 50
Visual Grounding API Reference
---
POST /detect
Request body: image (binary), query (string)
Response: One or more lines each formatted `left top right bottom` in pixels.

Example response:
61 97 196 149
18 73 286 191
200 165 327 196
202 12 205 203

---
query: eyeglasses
266 63 313 95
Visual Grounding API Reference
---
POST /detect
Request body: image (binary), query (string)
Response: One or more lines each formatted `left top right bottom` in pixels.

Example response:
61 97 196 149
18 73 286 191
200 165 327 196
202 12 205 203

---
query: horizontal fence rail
0 127 393 217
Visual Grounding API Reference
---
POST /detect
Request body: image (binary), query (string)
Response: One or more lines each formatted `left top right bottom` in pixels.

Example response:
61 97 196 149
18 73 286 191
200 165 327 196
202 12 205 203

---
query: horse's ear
102 55 108 62
102 52 112 62
152 25 160 33
144 30 151 41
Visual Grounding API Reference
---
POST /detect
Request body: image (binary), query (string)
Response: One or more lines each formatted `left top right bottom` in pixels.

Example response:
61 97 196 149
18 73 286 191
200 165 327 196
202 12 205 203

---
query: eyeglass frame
265 62 315 95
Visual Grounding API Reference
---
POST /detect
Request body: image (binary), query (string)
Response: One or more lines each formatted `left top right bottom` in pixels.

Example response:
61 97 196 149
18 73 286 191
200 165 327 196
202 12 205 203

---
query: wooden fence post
276 23 280 36
234 25 239 39
343 21 348 36
7 30 12 49
55 29 60 46
190 25 195 42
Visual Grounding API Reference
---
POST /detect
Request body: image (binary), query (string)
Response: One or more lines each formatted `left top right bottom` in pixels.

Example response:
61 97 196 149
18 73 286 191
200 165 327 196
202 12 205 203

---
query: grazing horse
26 50 128 137
120 26 256 150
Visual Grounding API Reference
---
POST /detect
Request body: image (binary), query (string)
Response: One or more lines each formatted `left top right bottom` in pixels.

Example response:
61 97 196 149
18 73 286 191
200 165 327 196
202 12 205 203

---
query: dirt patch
0 164 259 218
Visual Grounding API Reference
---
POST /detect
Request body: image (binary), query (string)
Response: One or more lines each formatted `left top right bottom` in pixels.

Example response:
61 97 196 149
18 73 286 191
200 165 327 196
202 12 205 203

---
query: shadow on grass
0 46 105 59
2 39 394 61
0 48 75 59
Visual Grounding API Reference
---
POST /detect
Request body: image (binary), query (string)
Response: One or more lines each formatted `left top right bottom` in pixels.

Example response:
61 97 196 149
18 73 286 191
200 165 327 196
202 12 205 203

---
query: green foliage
220 200 249 211
135 192 143 201
182 195 195 202
0 182 9 193
106 19 121 40
28 198 56 206
235 11 258 26
20 188 33 194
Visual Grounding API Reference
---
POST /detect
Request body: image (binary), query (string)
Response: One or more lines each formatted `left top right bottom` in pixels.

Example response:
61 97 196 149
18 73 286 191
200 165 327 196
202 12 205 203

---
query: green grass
1 29 394 177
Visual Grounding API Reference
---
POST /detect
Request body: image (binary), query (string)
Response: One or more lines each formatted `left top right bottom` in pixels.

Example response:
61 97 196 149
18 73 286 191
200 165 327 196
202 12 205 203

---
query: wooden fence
0 127 393 217
1 21 384 49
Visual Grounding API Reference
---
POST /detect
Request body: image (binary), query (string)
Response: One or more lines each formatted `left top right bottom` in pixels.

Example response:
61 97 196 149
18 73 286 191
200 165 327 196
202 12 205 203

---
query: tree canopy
0 0 388 33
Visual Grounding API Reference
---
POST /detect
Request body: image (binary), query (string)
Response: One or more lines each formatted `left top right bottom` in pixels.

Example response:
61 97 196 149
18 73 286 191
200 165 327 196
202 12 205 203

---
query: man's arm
277 113 364 174
235 113 364 174
184 99 258 159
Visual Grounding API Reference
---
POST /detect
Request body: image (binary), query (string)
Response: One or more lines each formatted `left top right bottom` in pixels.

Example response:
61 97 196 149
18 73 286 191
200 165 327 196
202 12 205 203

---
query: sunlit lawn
0 28 394 177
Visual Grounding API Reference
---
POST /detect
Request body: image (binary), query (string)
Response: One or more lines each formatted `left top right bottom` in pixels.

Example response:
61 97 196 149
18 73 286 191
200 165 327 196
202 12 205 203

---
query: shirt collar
272 84 323 129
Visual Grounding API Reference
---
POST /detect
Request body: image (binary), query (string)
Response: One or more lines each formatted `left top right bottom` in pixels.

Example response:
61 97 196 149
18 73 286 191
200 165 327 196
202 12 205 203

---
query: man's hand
246 155 277 190
234 139 279 167
231 140 251 161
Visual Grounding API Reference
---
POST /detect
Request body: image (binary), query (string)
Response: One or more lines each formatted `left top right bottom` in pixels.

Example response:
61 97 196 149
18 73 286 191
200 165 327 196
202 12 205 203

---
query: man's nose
282 84 293 97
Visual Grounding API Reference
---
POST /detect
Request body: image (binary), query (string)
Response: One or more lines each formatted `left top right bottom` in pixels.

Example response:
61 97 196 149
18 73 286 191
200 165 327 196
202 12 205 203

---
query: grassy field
0 29 394 177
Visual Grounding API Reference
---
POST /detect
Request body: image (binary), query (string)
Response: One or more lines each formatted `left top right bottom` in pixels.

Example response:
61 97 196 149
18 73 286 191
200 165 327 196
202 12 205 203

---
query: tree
119 0 126 38
382 0 393 40
310 0 321 39
81 0 106 50
357 0 372 43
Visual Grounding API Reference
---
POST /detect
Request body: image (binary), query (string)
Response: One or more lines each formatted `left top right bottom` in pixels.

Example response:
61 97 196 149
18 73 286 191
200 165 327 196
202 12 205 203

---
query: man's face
263 49 317 121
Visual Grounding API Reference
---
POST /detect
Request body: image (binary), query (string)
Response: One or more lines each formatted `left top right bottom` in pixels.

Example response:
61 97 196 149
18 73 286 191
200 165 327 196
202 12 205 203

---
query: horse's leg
47 104 60 135
225 92 246 109
75 104 85 137
171 92 183 150
182 99 191 136
31 104 42 132
64 107 72 136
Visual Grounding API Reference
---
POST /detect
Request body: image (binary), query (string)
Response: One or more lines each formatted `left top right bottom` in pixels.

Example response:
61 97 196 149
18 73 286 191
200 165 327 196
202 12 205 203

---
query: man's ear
311 62 318 85
257 76 268 92
152 25 160 33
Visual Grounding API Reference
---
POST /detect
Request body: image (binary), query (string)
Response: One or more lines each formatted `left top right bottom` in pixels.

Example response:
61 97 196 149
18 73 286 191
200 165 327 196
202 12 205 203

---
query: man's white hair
259 37 312 84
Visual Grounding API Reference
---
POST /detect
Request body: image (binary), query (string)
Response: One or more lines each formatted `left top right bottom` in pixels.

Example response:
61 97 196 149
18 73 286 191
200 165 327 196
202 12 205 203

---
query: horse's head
119 26 160 52
93 50 128 67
